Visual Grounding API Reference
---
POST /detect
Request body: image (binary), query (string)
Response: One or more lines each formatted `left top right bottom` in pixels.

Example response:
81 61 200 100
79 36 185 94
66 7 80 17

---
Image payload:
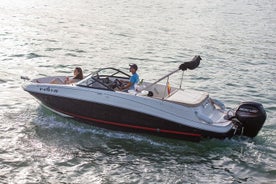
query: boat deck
166 89 209 106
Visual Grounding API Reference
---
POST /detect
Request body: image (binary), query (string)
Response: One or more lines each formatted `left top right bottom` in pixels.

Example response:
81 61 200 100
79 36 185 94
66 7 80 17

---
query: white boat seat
166 89 209 107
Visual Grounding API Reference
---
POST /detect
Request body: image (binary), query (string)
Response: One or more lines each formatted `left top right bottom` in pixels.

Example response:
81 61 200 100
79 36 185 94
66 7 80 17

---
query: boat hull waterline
29 91 234 141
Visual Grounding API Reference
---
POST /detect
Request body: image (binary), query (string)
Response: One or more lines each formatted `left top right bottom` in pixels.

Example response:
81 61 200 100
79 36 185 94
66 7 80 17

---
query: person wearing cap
120 64 139 91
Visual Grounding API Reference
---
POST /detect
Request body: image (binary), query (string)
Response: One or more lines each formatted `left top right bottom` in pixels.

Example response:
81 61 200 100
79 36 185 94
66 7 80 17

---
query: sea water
0 0 275 183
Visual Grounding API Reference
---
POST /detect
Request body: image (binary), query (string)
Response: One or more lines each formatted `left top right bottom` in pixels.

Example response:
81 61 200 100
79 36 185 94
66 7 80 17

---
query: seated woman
51 67 83 84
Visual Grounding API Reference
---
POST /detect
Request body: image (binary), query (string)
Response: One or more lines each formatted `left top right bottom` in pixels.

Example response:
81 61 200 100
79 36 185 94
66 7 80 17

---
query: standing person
120 64 139 91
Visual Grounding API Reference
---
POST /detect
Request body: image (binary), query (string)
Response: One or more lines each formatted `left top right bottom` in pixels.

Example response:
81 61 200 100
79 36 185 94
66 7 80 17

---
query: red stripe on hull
58 108 202 138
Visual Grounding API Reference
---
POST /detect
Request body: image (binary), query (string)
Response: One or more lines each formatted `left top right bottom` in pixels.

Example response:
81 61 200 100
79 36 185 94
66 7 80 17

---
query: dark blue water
0 0 275 183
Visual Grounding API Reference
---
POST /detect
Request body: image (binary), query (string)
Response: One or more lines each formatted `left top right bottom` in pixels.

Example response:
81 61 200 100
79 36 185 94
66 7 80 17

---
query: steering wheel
112 79 124 89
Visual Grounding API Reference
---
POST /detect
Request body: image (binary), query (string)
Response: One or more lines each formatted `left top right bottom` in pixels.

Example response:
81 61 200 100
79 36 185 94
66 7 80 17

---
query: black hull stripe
52 106 202 138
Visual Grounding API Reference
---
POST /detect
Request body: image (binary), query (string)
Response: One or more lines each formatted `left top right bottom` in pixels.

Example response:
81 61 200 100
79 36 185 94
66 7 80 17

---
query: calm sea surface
0 0 275 183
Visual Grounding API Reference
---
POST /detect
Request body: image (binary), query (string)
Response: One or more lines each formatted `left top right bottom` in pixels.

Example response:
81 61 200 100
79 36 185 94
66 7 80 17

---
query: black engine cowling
235 102 266 137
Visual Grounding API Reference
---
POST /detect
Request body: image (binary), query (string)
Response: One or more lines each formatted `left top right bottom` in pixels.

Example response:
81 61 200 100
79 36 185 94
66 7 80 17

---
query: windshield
77 67 130 90
95 67 130 79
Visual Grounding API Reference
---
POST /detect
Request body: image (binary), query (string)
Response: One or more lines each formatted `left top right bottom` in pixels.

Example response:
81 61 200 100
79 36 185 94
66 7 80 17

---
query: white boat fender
137 90 154 97
195 111 213 124
211 99 225 110
141 90 149 96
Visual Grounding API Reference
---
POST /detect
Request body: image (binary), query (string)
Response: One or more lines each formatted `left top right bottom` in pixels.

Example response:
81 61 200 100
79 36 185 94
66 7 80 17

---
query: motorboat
22 56 267 142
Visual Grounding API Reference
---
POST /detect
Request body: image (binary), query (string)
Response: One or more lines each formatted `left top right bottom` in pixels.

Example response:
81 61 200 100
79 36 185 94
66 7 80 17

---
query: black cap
129 64 138 70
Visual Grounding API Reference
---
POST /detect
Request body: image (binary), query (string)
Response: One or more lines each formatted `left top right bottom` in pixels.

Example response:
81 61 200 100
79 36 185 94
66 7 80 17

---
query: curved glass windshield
77 68 130 90
95 67 130 79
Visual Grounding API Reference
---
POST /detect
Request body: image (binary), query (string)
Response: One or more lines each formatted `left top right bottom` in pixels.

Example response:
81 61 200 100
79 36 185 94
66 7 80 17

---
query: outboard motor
235 102 266 137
